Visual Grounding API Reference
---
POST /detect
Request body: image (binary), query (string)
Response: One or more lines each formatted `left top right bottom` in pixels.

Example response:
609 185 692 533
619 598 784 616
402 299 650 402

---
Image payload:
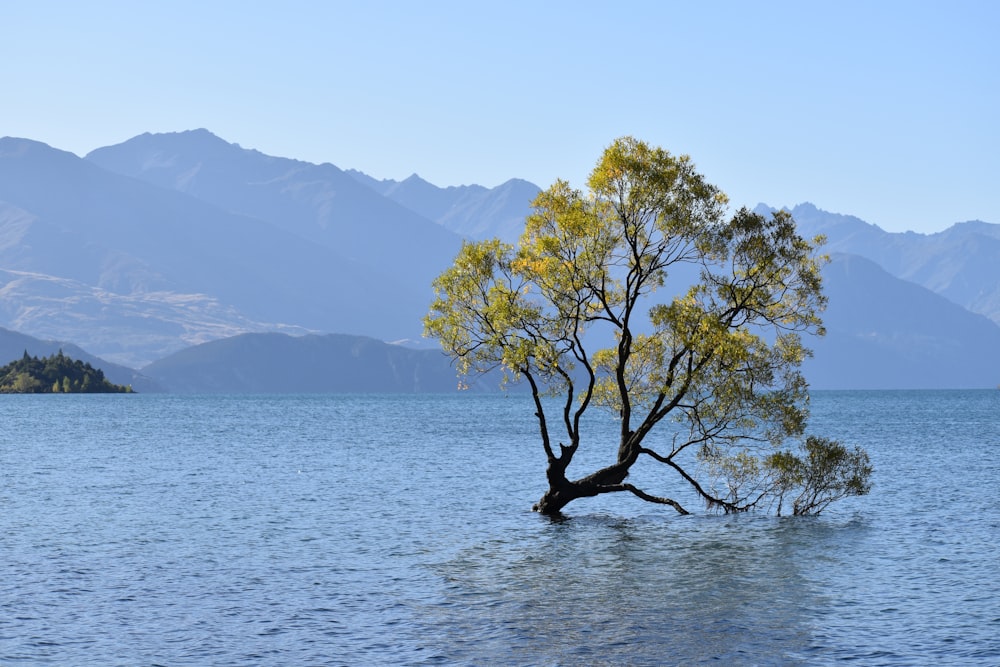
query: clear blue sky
3 1 997 233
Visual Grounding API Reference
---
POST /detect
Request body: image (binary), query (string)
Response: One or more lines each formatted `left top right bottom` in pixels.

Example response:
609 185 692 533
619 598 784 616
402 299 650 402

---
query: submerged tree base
532 485 595 516
532 469 693 516
533 486 692 516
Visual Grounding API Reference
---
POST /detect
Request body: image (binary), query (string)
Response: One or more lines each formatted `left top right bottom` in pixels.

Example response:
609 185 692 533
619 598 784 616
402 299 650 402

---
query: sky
2 1 997 234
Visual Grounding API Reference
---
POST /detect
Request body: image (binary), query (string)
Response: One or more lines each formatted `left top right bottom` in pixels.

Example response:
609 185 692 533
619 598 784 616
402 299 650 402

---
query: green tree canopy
0 350 133 394
425 137 870 516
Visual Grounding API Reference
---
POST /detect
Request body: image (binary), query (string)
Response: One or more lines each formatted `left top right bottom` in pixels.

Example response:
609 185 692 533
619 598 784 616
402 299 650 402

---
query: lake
2 391 998 665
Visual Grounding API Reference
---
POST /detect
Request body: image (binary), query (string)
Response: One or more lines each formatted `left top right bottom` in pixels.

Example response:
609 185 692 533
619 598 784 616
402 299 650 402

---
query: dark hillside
141 333 475 394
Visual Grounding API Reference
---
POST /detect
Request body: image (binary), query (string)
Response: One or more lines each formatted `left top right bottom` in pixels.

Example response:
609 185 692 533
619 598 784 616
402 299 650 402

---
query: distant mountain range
0 129 998 390
0 135 420 367
807 254 1000 389
771 203 1000 327
346 170 540 243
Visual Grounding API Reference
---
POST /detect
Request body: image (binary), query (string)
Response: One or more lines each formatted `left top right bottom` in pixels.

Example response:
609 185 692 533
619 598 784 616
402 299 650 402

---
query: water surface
2 391 998 665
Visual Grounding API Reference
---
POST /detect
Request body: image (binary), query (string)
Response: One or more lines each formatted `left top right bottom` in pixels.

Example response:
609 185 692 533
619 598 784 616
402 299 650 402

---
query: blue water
1 391 998 665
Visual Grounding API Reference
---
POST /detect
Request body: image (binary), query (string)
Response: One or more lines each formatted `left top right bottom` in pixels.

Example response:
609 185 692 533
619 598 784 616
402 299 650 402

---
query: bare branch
599 483 690 515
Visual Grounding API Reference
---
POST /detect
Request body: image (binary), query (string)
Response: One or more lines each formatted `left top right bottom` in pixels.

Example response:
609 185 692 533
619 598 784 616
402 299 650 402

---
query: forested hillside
0 351 133 393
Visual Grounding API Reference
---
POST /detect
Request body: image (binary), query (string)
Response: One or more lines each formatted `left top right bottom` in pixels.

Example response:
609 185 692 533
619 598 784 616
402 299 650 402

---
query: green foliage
0 350 133 394
424 136 869 515
702 436 873 515
767 437 873 515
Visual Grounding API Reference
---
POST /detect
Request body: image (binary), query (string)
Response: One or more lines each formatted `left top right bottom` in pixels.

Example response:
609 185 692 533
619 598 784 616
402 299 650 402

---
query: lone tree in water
425 137 871 516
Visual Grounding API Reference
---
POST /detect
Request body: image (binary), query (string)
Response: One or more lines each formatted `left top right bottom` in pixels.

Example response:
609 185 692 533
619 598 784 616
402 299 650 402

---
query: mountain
348 171 540 242
85 129 464 289
0 326 161 392
140 332 468 393
770 203 1000 326
2 129 998 390
805 253 1000 389
0 137 432 366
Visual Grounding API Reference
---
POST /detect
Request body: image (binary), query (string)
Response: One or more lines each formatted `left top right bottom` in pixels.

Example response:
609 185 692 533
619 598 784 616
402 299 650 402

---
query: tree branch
600 483 690 515
664 458 748 513
524 370 556 462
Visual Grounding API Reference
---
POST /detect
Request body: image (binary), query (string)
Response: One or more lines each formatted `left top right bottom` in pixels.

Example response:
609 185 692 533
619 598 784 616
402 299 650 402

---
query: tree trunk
533 452 581 515
532 456 635 515
533 481 594 515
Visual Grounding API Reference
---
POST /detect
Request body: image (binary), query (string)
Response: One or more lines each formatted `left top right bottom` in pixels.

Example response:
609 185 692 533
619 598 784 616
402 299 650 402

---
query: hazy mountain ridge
766 202 1000 325
0 136 432 365
0 130 997 389
807 254 1000 388
347 170 540 242
86 129 464 282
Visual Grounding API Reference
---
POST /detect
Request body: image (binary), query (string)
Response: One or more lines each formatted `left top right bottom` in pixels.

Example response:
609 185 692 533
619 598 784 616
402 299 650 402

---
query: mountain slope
775 203 1000 325
806 253 1000 389
0 266 313 368
141 332 465 393
0 137 430 365
85 130 464 290
348 171 539 242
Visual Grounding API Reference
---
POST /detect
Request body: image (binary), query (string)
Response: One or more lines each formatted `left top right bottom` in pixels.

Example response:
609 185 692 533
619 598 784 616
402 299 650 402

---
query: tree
11 372 42 393
424 137 871 516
